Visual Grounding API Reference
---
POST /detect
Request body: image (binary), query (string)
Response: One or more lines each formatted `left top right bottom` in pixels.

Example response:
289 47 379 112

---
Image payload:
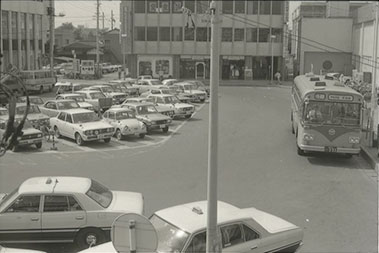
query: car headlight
167 119 172 123
94 130 99 135
37 133 42 138
349 136 360 144
303 133 314 141
84 130 93 136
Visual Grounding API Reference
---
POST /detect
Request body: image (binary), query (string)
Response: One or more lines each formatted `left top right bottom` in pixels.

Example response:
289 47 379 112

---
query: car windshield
151 80 162 85
67 96 85 102
72 112 101 123
161 89 171 94
110 85 123 92
304 101 361 126
89 92 106 99
86 179 113 208
150 215 190 253
163 96 180 104
57 101 80 109
136 105 158 114
16 105 40 114
115 111 135 120
102 86 113 93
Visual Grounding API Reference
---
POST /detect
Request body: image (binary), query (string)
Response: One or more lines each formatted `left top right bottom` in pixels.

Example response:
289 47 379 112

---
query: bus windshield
304 101 360 126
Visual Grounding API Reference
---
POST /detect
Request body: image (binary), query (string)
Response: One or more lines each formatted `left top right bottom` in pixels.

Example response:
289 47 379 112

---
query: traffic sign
111 213 158 253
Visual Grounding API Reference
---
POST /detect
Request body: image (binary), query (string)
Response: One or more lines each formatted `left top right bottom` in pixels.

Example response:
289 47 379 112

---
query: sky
55 1 300 29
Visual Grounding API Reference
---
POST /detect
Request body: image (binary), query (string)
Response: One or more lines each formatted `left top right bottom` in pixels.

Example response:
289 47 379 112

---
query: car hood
27 113 49 121
138 113 170 121
107 191 143 214
108 92 126 97
243 207 299 234
22 128 42 135
175 103 194 109
75 121 113 130
189 90 207 95
78 102 93 108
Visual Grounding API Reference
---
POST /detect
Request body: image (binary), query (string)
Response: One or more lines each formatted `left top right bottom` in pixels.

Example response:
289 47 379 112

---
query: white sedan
102 108 147 140
50 109 115 146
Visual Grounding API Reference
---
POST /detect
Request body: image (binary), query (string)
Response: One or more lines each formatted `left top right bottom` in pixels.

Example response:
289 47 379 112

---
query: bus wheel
297 145 305 156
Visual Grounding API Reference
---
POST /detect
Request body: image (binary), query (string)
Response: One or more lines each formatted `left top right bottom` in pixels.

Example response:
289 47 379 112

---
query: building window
196 0 209 14
135 27 146 41
156 60 170 75
272 1 283 15
147 0 158 13
159 27 170 41
11 12 18 39
135 0 146 13
172 27 183 41
258 28 270 42
222 1 233 14
184 27 195 40
235 1 245 14
172 0 183 13
29 14 34 39
246 28 257 42
247 1 258 14
222 28 232 42
196 27 208 41
185 0 195 13
2 11 9 39
147 27 158 41
260 1 271 14
271 28 282 42
20 13 26 39
234 28 244 41
160 0 170 13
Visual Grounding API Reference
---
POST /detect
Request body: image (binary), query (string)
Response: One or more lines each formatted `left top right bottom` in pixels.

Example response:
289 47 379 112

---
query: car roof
49 99 77 103
91 85 110 88
15 103 39 107
123 102 152 107
76 90 101 94
106 108 132 113
148 94 173 98
18 176 91 195
60 108 93 114
57 93 82 97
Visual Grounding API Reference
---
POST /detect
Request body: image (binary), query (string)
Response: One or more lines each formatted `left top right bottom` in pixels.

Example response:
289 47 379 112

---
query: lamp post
270 35 276 85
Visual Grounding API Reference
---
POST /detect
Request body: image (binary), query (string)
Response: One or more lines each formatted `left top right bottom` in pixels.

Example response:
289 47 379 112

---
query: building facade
120 0 286 80
1 0 50 72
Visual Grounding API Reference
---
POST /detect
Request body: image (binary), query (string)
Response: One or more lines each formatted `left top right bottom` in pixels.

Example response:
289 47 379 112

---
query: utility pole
96 0 100 77
371 2 379 147
102 12 105 30
206 1 221 253
111 10 114 30
49 0 55 77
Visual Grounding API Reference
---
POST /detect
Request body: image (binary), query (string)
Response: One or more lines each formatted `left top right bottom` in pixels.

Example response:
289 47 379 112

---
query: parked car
15 103 50 129
76 90 113 113
78 201 303 253
108 80 139 97
102 108 147 140
186 80 210 97
50 109 115 145
17 96 44 106
0 245 46 253
0 118 43 151
121 102 172 133
55 94 94 111
162 78 179 86
0 176 143 249
55 82 86 95
137 75 153 80
173 82 207 102
39 99 81 118
135 79 163 93
82 85 127 105
121 97 175 118
147 94 195 119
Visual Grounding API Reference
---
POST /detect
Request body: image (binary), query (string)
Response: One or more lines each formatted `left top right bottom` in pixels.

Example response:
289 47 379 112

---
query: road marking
57 139 96 152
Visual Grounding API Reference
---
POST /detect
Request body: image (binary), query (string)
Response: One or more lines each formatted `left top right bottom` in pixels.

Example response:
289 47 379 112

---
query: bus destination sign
328 94 354 101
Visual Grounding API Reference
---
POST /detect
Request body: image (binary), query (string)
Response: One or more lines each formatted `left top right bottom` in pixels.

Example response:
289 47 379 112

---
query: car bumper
122 128 147 136
18 138 42 146
299 144 360 154
83 133 114 141
174 110 194 116
147 124 169 130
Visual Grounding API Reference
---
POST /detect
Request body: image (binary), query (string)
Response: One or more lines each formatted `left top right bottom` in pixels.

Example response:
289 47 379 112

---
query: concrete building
55 25 76 50
1 0 50 72
120 0 287 80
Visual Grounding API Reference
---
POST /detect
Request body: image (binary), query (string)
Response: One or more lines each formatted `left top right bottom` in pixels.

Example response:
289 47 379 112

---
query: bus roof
294 74 362 99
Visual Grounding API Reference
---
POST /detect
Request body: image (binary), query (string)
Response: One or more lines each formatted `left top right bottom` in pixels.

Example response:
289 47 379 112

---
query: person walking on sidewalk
275 71 281 85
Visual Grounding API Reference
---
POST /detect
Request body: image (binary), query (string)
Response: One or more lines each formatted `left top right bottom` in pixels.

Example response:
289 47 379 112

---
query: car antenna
52 179 59 193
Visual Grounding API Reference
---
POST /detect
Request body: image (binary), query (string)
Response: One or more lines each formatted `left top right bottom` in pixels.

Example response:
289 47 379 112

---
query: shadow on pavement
306 152 367 170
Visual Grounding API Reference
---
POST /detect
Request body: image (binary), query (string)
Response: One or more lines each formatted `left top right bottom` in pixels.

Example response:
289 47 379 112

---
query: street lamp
270 35 276 85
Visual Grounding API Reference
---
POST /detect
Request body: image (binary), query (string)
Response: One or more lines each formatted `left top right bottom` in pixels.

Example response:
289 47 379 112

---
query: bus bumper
299 144 360 154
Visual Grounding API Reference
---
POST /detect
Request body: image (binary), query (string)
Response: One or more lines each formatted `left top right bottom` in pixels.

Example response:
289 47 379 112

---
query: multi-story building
1 0 50 72
120 0 287 80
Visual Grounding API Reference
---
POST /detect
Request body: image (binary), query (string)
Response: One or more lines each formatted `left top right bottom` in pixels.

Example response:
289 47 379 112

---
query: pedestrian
235 67 240 80
118 67 122 80
274 71 281 85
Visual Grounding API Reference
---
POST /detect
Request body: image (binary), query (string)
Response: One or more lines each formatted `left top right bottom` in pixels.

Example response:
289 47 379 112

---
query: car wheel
104 137 111 143
116 129 124 140
35 142 42 149
54 126 61 138
162 126 169 133
75 133 84 146
75 228 105 249
139 133 145 139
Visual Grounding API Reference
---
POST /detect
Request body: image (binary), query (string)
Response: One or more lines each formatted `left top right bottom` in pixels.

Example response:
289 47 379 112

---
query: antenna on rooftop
52 179 59 193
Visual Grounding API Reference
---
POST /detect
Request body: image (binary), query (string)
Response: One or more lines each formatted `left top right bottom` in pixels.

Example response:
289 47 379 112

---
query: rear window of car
86 180 113 208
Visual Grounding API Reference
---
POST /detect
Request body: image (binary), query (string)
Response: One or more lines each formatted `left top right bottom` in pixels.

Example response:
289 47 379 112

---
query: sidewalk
361 131 379 172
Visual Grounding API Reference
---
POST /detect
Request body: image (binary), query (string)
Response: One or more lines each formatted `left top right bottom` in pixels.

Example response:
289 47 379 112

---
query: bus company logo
328 128 336 136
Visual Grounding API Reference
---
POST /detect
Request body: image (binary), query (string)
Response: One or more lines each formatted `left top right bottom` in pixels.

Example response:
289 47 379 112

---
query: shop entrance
222 58 245 80
196 62 205 79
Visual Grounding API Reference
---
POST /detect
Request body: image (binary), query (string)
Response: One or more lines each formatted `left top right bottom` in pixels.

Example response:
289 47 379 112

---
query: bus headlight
303 133 314 141
349 136 360 144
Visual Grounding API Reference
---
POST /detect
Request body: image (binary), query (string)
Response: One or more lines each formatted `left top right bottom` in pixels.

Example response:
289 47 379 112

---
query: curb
360 146 378 173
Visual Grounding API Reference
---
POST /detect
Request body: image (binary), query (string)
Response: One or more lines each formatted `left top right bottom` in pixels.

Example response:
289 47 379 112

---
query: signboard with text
81 60 95 75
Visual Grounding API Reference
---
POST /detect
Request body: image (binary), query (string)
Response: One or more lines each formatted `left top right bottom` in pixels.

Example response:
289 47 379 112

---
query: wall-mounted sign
328 94 353 101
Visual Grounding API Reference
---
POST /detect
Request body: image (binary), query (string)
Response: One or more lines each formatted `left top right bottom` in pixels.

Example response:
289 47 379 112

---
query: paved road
0 86 377 253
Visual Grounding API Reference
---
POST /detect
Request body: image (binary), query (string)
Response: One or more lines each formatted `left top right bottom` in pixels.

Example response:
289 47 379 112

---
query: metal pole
271 36 274 84
96 0 100 77
206 1 221 253
49 0 55 77
370 2 379 146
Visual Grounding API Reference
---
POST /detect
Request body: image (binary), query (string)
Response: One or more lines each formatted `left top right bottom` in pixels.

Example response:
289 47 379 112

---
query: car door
220 223 261 253
41 195 86 242
64 114 75 139
55 112 67 137
0 195 42 243
41 102 57 117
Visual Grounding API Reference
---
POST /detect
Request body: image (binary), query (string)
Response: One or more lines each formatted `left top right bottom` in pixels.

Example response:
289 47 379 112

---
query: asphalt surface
0 85 377 253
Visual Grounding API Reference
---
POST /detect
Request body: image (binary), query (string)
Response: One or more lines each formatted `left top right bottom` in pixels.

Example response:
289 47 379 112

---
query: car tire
162 126 169 133
104 137 111 143
75 228 105 249
54 126 61 138
75 133 84 146
35 142 42 149
116 129 124 140
139 133 145 139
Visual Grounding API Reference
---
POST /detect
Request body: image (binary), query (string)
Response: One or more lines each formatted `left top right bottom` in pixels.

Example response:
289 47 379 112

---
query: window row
135 27 282 43
134 0 283 15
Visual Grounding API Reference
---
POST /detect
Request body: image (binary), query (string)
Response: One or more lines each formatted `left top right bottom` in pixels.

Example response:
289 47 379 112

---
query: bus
291 73 363 156
20 70 56 94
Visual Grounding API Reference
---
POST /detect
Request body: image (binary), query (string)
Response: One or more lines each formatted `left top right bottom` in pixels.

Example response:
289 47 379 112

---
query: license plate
324 146 337 152
160 124 166 128
186 111 192 114
98 134 105 139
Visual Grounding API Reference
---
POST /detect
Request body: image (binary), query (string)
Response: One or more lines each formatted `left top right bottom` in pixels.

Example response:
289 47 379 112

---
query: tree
59 22 75 30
